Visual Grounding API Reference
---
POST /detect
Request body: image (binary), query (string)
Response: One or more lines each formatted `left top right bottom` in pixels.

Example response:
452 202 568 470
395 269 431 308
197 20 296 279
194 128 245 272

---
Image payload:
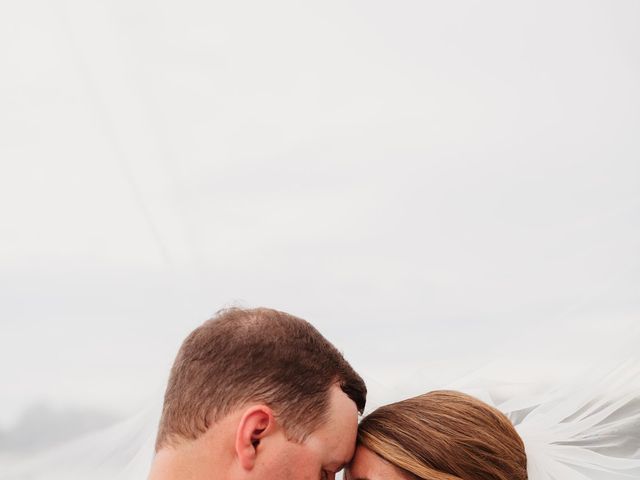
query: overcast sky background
1 0 639 462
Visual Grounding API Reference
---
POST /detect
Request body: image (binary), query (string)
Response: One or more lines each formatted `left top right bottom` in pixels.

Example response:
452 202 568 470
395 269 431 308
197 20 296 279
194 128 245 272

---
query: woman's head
347 390 527 480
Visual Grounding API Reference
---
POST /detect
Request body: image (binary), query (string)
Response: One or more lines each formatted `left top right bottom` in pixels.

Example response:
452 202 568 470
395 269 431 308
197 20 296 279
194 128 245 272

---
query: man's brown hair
156 307 366 450
357 390 527 480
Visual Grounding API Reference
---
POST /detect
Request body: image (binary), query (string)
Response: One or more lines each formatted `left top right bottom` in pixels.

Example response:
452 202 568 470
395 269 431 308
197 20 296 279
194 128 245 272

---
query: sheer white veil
452 359 640 480
0 396 161 480
3 352 639 479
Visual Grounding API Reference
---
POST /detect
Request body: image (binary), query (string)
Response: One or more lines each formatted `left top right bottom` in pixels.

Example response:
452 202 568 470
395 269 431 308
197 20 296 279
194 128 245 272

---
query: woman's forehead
347 445 408 480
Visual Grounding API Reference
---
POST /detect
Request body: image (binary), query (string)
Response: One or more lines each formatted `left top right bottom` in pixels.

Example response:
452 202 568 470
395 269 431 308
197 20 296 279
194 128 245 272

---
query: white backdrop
1 0 639 475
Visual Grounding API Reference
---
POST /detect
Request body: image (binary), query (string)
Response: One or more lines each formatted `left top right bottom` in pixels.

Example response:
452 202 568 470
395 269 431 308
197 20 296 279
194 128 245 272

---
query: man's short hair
155 307 366 450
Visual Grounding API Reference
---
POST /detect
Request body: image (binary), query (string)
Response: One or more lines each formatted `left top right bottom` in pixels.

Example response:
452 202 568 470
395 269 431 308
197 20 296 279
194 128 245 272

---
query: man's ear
235 405 275 471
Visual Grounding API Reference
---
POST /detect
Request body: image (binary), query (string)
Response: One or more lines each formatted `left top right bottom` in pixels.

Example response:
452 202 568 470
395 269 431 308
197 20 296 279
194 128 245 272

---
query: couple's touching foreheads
148 307 527 480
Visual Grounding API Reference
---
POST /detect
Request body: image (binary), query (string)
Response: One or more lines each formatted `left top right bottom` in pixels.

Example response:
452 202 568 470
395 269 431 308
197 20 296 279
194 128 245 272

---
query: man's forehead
329 384 359 427
316 385 359 455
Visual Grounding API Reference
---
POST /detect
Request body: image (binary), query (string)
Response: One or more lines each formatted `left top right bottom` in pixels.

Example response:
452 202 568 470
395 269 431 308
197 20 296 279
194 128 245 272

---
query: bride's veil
0 397 161 480
447 357 640 480
3 350 640 479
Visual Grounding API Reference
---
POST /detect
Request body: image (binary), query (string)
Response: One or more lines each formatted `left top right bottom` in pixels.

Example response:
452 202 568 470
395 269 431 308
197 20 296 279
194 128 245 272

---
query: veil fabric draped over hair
3 360 640 479
452 360 640 480
511 362 640 480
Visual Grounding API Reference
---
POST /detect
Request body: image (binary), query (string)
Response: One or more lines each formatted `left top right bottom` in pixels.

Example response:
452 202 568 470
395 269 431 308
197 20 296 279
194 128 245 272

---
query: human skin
149 384 358 480
345 445 412 480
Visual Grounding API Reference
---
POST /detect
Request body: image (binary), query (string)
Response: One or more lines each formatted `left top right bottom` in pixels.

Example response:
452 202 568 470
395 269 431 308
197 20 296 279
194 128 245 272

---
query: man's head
153 307 366 479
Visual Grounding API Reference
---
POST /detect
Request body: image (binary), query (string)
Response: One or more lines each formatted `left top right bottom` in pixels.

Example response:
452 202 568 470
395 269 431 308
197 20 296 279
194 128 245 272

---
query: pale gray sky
1 0 639 449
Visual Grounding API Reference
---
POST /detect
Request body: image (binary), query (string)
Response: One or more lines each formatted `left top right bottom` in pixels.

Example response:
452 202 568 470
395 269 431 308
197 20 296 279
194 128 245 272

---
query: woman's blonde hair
357 390 527 480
